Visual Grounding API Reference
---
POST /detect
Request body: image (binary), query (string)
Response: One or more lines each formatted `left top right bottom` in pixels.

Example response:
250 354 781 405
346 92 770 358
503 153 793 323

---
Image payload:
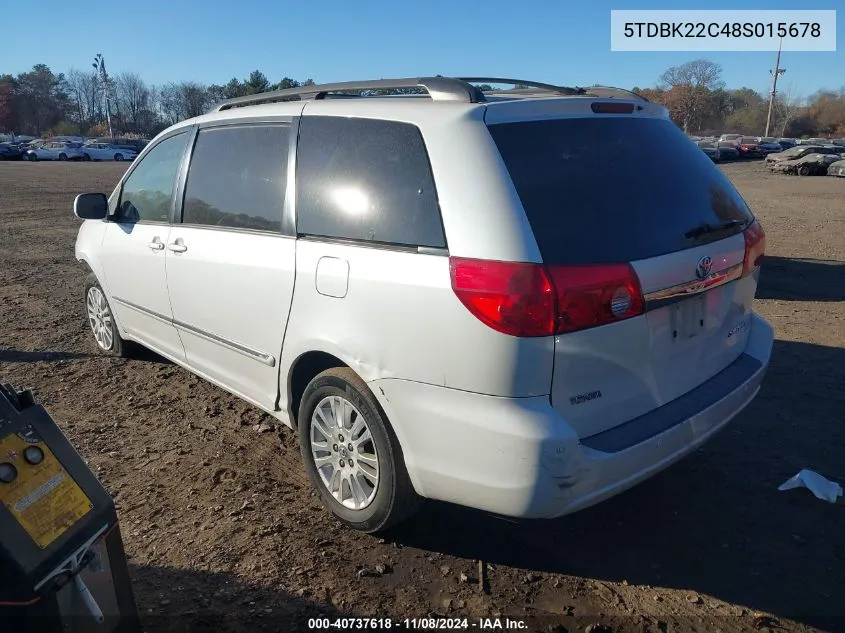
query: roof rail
214 77 487 111
459 77 584 96
463 78 649 102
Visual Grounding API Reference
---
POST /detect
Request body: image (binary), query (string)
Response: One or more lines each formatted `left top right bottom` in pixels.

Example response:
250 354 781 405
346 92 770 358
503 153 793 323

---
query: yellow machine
0 383 139 633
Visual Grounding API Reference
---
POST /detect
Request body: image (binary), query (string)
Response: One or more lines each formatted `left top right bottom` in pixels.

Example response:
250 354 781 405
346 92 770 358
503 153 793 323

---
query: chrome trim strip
643 263 744 310
173 319 276 367
111 296 276 367
112 296 171 324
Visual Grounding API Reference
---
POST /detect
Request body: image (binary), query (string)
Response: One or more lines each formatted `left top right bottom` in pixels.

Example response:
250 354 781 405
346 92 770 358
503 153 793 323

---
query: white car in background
24 141 85 161
82 143 137 162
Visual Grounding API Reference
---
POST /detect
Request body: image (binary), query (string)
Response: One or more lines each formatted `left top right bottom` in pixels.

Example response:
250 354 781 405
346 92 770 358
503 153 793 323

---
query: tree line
1 60 843 139
634 59 845 138
0 65 315 138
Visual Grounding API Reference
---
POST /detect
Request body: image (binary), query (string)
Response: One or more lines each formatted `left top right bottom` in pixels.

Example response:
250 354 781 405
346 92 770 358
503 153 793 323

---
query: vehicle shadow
129 563 352 633
127 344 173 365
757 256 845 301
389 339 845 631
0 348 91 363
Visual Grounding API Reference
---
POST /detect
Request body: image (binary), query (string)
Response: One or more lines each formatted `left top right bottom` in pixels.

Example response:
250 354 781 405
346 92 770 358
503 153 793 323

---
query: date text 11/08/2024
307 618 529 630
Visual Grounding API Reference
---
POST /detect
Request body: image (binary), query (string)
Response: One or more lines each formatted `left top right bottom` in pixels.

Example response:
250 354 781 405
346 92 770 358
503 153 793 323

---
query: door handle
167 238 187 253
147 237 164 251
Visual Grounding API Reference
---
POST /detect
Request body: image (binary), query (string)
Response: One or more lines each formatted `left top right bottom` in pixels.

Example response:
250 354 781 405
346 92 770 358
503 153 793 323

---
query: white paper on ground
778 469 843 503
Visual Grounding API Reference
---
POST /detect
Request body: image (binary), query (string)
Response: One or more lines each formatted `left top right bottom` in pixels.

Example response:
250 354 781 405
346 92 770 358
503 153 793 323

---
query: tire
298 368 420 533
114 153 123 162
59 153 68 161
797 165 811 176
82 153 91 161
84 274 130 357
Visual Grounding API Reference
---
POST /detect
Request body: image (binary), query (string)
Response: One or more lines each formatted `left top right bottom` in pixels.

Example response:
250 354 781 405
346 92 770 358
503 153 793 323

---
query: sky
5 0 842 99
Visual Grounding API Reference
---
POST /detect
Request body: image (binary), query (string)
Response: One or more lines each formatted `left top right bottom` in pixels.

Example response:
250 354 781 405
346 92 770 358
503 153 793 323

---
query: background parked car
737 137 766 158
89 137 149 153
0 142 24 160
827 159 845 177
716 141 740 160
719 133 742 142
776 138 797 149
82 142 138 162
24 141 85 161
756 137 783 154
765 145 842 166
771 153 841 176
695 139 721 162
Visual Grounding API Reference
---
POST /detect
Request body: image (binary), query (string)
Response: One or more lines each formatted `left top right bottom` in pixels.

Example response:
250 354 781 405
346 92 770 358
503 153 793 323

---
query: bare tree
116 72 150 133
180 81 211 118
660 59 724 133
774 85 803 137
65 68 100 126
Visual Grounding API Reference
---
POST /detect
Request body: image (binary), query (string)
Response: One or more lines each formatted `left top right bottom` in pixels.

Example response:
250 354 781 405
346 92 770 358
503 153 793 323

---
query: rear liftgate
0 383 140 633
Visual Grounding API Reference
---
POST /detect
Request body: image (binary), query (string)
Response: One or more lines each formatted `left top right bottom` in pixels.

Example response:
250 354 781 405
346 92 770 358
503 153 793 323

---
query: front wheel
82 153 91 161
58 153 68 161
797 165 811 176
114 153 123 162
84 274 130 357
299 368 420 533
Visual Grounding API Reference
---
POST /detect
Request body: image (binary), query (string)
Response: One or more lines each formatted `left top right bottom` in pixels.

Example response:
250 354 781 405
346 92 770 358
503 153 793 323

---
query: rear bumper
370 312 773 518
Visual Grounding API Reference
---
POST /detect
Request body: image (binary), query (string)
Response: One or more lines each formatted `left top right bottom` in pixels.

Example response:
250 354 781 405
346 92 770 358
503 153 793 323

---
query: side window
115 132 188 224
181 124 289 232
296 116 445 248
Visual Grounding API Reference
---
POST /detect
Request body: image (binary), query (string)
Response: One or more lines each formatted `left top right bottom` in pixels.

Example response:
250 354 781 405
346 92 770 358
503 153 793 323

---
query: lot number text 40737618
307 617 528 630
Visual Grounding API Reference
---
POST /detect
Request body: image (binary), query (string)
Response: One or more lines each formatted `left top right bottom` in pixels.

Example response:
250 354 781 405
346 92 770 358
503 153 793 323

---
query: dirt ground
1 160 843 633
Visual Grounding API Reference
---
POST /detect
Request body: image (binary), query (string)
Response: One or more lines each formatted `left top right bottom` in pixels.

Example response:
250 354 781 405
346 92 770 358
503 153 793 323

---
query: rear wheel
82 153 91 161
58 153 68 161
114 153 124 162
299 368 420 533
797 165 811 176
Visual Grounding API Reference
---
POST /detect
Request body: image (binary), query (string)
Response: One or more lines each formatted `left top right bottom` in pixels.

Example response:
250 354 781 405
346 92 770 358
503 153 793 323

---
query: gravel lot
1 160 843 633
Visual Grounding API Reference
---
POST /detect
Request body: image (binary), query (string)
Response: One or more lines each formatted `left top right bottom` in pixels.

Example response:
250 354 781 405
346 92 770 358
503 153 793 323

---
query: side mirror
74 193 109 220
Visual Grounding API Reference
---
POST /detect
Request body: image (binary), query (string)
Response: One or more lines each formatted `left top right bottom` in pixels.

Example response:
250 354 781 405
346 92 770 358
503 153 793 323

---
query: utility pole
92 53 114 138
764 37 786 138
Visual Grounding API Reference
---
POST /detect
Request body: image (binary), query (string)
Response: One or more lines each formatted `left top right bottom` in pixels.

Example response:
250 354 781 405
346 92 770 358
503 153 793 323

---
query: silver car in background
24 141 85 161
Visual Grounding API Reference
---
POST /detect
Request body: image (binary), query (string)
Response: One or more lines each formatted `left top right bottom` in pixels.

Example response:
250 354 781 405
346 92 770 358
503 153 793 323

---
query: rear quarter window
295 116 445 249
488 117 754 265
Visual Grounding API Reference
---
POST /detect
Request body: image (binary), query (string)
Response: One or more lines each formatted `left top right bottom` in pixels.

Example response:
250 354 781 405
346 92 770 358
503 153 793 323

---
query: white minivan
74 77 773 532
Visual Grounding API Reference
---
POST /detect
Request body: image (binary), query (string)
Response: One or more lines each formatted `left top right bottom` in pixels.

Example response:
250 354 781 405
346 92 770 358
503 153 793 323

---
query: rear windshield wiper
684 219 748 240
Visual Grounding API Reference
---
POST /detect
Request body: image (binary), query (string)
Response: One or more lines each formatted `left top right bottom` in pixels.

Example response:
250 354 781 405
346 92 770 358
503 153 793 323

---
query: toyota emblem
696 256 713 280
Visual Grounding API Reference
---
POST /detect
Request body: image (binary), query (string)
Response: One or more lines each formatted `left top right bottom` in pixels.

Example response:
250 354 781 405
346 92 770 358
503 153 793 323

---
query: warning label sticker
0 430 92 549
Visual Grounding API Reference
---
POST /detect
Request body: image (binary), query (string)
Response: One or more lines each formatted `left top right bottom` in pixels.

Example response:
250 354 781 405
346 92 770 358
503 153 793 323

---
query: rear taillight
449 258 555 337
449 258 645 337
742 220 766 276
547 264 645 334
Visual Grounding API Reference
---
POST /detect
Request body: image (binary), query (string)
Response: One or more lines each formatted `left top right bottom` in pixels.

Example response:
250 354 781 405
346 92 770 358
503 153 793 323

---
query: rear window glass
488 117 754 264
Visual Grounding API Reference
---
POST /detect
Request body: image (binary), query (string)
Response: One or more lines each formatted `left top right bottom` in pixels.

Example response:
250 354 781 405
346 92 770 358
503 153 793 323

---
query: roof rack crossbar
214 77 487 111
459 77 585 96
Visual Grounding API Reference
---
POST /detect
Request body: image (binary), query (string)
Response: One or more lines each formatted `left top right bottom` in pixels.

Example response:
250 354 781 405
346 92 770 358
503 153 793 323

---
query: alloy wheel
86 286 114 351
310 395 380 510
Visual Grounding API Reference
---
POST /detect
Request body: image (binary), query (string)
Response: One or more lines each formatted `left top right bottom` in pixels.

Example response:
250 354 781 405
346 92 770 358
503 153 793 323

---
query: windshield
487 117 754 265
